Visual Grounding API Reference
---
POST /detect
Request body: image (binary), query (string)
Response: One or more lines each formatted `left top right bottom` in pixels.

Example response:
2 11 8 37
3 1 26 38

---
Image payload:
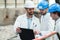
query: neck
55 17 60 21
27 14 33 18
43 13 46 16
42 13 46 16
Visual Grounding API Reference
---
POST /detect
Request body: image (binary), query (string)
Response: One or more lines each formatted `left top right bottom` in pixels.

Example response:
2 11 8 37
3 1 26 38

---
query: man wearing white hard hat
14 1 41 40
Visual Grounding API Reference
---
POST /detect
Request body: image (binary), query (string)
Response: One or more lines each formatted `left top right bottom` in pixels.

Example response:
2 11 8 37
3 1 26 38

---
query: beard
40 12 46 15
28 12 34 15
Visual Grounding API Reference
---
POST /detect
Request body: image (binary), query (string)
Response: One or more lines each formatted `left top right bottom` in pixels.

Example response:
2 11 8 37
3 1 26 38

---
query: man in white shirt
14 1 40 40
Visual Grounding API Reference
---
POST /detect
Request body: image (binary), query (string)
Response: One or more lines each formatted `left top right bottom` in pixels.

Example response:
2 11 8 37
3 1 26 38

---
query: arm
14 16 21 33
33 31 57 40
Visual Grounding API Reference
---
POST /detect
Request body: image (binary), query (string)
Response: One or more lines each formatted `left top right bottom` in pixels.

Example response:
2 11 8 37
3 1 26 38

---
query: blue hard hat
48 3 60 13
37 1 49 10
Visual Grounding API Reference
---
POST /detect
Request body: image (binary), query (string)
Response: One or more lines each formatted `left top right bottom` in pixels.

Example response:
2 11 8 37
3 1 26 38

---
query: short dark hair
53 11 60 17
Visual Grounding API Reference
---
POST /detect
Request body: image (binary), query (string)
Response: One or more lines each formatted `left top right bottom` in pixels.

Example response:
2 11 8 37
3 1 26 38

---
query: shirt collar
56 18 60 23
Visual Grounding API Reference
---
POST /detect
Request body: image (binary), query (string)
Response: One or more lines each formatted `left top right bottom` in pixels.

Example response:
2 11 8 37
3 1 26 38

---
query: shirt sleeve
13 16 21 33
41 18 55 36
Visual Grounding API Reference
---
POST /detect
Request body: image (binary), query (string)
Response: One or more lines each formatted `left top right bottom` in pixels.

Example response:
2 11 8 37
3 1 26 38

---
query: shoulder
34 16 39 20
34 16 39 22
45 13 52 19
56 18 60 25
46 13 50 17
16 14 26 19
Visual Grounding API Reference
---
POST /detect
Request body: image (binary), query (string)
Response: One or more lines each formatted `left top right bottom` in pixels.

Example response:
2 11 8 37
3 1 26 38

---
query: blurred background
0 0 60 25
0 0 60 40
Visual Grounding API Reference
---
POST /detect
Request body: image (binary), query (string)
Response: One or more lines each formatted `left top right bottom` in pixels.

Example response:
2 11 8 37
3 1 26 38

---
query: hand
34 31 40 35
16 27 21 33
33 38 43 40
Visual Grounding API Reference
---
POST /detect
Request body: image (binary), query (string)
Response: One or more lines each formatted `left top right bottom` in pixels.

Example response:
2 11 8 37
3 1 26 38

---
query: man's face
25 8 34 15
50 13 57 20
39 9 48 15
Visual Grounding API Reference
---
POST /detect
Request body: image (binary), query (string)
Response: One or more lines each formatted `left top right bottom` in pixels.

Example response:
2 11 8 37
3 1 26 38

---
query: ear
45 8 48 12
46 8 48 11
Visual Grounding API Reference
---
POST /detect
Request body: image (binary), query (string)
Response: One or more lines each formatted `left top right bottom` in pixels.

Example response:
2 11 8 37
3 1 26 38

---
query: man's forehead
26 8 34 9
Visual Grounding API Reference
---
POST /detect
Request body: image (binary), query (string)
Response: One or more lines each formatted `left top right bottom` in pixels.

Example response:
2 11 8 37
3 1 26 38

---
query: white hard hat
24 1 35 8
